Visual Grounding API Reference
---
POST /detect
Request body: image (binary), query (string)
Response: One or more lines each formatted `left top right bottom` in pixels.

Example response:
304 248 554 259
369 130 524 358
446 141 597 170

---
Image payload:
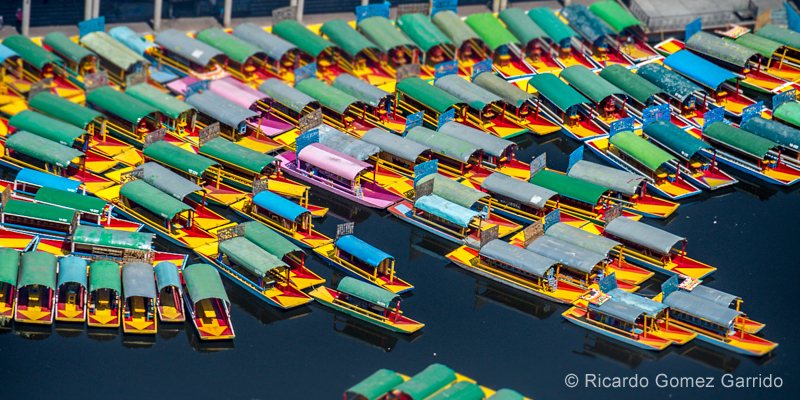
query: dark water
1 133 796 400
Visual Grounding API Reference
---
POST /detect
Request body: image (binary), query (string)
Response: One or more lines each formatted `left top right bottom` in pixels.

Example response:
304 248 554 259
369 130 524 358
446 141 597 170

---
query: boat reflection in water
472 281 559 321
13 324 52 341
222 278 312 326
575 333 667 369
333 316 399 353
187 327 235 353
677 341 775 373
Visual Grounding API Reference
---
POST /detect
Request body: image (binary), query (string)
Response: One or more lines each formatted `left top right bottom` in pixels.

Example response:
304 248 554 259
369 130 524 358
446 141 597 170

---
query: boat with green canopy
395 77 465 128
233 23 300 81
396 13 455 70
599 64 663 110
125 83 197 135
732 32 800 82
1 194 80 237
560 65 634 128
86 260 121 328
14 251 57 325
472 71 561 136
586 130 703 199
771 98 800 131
588 0 658 63
309 276 424 334
384 364 459 398
55 255 88 322
43 31 98 78
0 248 20 319
344 369 406 400
404 126 482 176
740 115 800 166
357 16 420 70
499 8 562 73
319 19 385 77
80 31 150 87
197 223 313 309
431 10 489 65
196 27 268 82
153 29 228 80
272 20 342 75
525 72 606 140
70 225 154 260
2 34 72 91
295 77 372 134
331 73 407 133
527 7 599 70
182 263 235 340
86 86 163 148
756 24 800 67
642 120 737 190
465 13 535 78
698 120 800 185
30 185 143 231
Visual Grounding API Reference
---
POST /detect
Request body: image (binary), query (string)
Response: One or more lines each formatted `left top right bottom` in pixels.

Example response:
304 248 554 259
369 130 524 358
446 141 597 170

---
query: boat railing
331 296 393 323
582 309 642 339
212 167 252 188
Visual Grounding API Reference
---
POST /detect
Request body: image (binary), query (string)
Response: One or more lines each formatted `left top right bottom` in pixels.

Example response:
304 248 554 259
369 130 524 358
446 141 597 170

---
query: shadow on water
471 280 561 321
223 278 312 326
572 333 668 369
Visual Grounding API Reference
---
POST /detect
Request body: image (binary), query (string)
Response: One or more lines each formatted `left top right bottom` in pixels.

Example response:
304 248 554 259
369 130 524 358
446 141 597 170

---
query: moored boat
527 7 600 70
86 260 122 328
0 248 20 320
14 251 57 325
182 263 235 340
465 13 536 79
560 5 633 67
739 114 800 169
588 1 660 63
121 262 158 334
79 30 150 88
472 71 562 135
233 22 303 82
152 29 228 80
526 73 607 141
154 261 185 323
54 255 88 322
499 8 564 74
309 276 424 334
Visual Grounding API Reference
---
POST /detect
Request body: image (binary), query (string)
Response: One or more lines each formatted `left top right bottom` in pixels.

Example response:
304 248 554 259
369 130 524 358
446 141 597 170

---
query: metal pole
492 0 499 14
499 0 508 10
21 0 31 37
296 0 304 23
361 0 369 5
223 0 232 28
92 0 100 18
84 0 92 20
154 0 162 31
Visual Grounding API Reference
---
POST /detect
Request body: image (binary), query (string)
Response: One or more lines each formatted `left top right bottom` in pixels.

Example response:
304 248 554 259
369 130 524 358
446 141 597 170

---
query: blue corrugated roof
0 44 19 62
57 256 88 288
663 50 736 90
252 190 309 221
335 235 393 267
154 261 181 292
15 168 82 193
415 194 480 227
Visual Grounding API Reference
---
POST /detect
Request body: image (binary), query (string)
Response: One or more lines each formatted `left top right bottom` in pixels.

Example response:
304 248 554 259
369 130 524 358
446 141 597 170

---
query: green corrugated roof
29 92 103 129
120 179 192 220
396 77 461 113
320 19 379 58
295 78 359 114
144 141 218 177
643 121 711 159
610 131 675 171
43 32 95 64
774 101 800 128
429 381 485 400
346 369 404 400
18 251 57 289
560 65 625 103
242 221 301 259
0 248 20 287
183 263 229 304
196 27 263 64
73 225 153 251
2 35 61 70
393 364 456 400
34 187 106 214
530 169 607 204
756 24 800 51
200 137 275 174
337 276 398 308
686 31 757 68
526 73 589 111
465 13 520 51
126 83 194 120
397 13 452 53
598 64 662 105
87 86 160 124
527 7 577 46
705 122 776 158
89 260 121 293
273 20 335 58
358 16 416 53
589 1 641 33
499 8 546 47
80 31 146 71
3 198 76 224
5 131 84 168
431 10 480 48
734 33 782 58
218 236 285 277
8 110 87 147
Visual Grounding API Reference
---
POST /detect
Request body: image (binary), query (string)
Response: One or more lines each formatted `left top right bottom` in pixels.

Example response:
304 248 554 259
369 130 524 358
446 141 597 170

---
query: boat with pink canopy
276 142 401 209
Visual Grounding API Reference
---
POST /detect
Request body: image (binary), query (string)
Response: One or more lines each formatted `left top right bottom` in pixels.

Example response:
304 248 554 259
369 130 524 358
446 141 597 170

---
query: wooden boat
194 27 272 83
641 120 738 190
560 65 638 130
233 23 304 82
69 225 155 261
0 196 80 238
687 120 800 185
229 187 332 248
182 263 235 340
754 24 800 76
431 11 493 75
121 262 157 334
599 216 716 279
272 20 348 78
395 13 462 78
152 29 228 80
0 45 26 114
727 30 800 82
382 364 475 399
0 248 20 320
471 72 562 136
94 163 234 249
447 238 587 304
210 77 296 138
585 131 703 200
154 261 185 323
527 7 601 70
125 82 198 138
276 141 401 209
666 276 765 334
526 73 607 141
86 260 122 328
314 233 412 294
559 5 633 68
309 276 424 334
352 15 422 84
739 114 800 169
563 273 697 351
499 8 566 74
80 30 150 88
295 77 380 136
54 255 88 322
657 276 777 356
107 26 181 87
465 13 536 79
42 32 99 82
315 74 407 134
636 62 714 127
345 369 407 400
14 251 57 325
388 173 522 246
28 92 145 167
257 78 322 132
320 19 397 86
1 35 84 101
588 1 660 64
194 223 314 309
85 86 166 149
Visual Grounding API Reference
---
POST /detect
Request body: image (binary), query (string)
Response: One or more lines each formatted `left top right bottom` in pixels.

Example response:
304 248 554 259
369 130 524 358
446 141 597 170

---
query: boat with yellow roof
14 251 57 325
183 263 235 340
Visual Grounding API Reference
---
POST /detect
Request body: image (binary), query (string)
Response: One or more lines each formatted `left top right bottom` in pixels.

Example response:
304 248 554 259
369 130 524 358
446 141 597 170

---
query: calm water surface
1 133 796 399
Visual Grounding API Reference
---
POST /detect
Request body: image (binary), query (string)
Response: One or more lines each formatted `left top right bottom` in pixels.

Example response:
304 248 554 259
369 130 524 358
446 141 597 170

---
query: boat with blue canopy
54 255 87 323
154 261 184 323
